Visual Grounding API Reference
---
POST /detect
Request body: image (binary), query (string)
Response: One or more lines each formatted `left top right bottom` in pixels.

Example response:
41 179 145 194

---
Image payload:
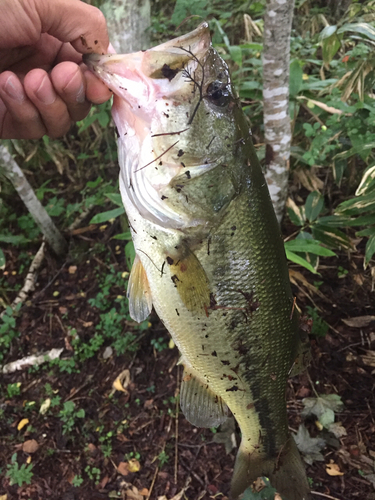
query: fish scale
85 22 311 500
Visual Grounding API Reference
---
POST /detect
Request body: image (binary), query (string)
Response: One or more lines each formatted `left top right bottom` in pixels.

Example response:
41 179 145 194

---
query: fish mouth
83 22 211 104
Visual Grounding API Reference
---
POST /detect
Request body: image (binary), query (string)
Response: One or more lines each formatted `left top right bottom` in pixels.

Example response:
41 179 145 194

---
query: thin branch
0 143 67 256
0 242 45 318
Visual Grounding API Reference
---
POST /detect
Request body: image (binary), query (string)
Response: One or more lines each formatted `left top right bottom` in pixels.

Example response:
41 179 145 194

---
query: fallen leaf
117 461 129 476
302 394 344 428
327 422 347 439
59 306 68 314
138 488 149 496
40 398 51 415
342 316 375 328
0 494 7 500
326 460 344 476
68 265 77 274
293 424 326 465
17 418 29 431
127 458 141 472
113 369 131 393
361 351 375 368
22 439 39 453
26 456 32 464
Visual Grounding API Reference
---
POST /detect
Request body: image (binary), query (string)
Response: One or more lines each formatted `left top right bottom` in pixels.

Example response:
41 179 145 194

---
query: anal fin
180 368 228 428
127 254 152 323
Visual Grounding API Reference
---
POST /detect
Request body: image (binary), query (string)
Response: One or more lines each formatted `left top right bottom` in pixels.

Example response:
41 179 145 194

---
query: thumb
36 0 110 54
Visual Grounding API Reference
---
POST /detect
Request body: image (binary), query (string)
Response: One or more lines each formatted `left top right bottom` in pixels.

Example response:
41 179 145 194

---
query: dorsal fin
180 368 228 428
127 254 153 323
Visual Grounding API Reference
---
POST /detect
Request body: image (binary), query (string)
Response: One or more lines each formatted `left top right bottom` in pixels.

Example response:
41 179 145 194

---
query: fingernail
3 75 25 102
64 68 86 103
36 75 56 105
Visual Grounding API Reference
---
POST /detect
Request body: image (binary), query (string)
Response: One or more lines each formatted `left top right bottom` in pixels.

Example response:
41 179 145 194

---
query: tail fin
230 437 311 500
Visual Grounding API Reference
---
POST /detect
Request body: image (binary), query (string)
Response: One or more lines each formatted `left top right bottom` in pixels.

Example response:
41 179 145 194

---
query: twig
306 370 319 398
68 204 94 232
146 465 159 500
1 348 63 374
311 492 343 500
175 366 180 484
0 242 45 318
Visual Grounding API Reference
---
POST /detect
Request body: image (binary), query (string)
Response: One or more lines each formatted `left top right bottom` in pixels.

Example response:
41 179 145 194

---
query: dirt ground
1 215 375 500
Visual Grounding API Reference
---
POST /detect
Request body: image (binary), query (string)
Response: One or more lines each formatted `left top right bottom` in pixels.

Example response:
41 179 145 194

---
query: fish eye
205 80 231 107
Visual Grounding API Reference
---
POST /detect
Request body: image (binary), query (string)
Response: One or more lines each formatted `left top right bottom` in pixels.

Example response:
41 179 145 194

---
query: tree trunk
100 0 151 53
263 0 295 223
0 143 68 256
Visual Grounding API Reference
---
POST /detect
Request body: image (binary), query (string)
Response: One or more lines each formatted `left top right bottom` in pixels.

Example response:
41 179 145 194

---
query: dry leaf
138 488 149 496
17 418 29 431
117 461 129 476
68 266 77 274
127 458 141 473
326 460 344 476
342 316 375 328
40 398 51 415
0 495 7 500
113 369 131 393
361 351 375 368
22 439 39 453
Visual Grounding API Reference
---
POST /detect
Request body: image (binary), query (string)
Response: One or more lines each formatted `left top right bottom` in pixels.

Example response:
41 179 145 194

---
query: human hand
0 0 113 139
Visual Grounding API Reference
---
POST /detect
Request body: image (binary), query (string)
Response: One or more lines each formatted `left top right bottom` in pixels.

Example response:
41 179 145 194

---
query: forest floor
1 175 375 500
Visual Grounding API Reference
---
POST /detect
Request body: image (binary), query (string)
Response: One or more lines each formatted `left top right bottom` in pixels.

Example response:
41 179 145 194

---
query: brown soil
1 220 375 500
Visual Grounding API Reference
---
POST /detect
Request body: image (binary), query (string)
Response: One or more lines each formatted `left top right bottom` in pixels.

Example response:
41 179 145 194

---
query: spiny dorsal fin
167 248 210 313
127 254 152 323
180 368 228 428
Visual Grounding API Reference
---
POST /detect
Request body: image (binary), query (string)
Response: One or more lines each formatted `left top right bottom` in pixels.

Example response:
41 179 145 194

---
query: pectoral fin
180 368 228 428
127 254 152 323
167 248 210 313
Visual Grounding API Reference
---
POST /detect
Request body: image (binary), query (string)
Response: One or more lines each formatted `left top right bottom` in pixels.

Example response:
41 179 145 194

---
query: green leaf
364 234 375 268
112 231 132 240
305 191 324 222
336 191 375 215
125 240 135 271
317 215 353 227
242 478 278 500
229 45 242 67
357 226 375 237
311 224 354 251
355 164 375 196
285 239 336 257
0 234 30 245
90 207 125 224
285 250 319 274
338 22 375 42
105 192 123 207
333 142 375 161
289 60 303 98
321 33 341 66
0 248 5 269
319 25 338 40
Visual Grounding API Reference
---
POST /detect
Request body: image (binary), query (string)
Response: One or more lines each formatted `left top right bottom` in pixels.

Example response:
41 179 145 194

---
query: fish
84 23 311 500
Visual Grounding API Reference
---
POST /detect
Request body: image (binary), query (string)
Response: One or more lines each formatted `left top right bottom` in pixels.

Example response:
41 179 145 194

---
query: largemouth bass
84 23 310 500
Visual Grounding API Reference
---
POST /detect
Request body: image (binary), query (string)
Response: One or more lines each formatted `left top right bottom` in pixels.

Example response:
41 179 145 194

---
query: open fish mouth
83 22 211 107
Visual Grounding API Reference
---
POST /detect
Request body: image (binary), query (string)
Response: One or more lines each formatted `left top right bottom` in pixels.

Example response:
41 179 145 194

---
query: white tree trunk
101 0 151 53
263 0 295 223
0 143 68 256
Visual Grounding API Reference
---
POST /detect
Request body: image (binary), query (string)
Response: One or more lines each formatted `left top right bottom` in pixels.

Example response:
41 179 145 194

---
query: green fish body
85 23 311 500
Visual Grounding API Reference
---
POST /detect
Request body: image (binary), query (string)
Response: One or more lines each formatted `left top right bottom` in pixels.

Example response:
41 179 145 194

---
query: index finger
35 0 109 54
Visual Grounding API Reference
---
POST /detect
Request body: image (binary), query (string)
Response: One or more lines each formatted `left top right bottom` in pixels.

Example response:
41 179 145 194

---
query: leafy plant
6 453 33 487
59 401 85 435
